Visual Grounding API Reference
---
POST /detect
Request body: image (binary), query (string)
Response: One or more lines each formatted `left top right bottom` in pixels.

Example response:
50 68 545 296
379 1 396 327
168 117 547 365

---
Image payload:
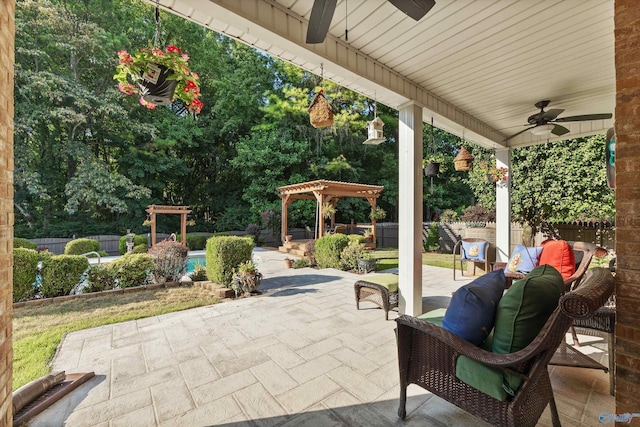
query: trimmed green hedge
118 234 149 255
107 253 153 288
13 248 43 302
85 264 116 293
64 238 100 255
40 255 89 298
13 238 37 250
177 234 207 250
315 234 350 269
206 236 253 285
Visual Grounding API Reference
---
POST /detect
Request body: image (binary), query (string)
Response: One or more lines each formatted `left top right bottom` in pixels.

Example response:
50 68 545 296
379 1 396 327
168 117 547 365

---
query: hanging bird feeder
454 146 474 171
363 100 386 145
363 116 386 145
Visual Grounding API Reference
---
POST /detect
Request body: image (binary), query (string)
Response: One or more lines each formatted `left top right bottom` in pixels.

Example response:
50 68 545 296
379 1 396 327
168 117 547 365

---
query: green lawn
12 286 219 390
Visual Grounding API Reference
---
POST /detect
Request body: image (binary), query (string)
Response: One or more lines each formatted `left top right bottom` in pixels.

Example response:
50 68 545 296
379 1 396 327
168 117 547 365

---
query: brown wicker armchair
396 268 614 427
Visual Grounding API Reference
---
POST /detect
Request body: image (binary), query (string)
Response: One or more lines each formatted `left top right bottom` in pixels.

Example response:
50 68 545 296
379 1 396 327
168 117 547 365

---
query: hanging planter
454 146 474 171
424 162 440 177
114 45 203 113
138 63 178 106
308 89 334 128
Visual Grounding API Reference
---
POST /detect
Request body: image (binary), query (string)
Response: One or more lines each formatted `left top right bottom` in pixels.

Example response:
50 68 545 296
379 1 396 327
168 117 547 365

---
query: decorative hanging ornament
308 64 334 128
453 144 474 172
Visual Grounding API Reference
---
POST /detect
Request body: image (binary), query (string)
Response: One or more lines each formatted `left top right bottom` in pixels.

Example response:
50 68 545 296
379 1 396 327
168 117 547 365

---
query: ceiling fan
306 0 436 44
506 100 613 140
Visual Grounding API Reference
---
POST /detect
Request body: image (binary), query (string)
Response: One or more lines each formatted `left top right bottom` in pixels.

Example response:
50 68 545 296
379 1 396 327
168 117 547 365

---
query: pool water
187 256 206 273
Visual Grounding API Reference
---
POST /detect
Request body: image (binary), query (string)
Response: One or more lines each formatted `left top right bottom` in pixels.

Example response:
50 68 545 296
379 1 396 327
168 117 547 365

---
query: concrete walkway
29 248 613 426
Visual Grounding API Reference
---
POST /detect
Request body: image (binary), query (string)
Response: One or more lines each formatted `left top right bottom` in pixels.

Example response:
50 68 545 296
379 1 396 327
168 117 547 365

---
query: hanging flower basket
114 45 203 113
424 162 440 177
453 146 474 171
308 90 334 128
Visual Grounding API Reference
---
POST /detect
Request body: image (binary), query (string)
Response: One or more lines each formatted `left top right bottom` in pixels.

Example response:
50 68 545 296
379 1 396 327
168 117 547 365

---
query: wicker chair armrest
396 315 546 369
559 268 615 319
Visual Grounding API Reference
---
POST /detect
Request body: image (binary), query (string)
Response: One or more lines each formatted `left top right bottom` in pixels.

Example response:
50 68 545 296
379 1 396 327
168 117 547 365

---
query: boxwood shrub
40 255 89 298
107 253 153 288
64 238 100 256
13 238 37 250
13 248 41 302
347 234 366 244
85 264 116 293
206 236 253 285
118 234 149 255
315 234 350 269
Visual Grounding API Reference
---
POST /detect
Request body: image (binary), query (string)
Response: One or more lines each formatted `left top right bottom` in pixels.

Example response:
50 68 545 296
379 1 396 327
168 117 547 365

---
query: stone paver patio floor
30 248 613 426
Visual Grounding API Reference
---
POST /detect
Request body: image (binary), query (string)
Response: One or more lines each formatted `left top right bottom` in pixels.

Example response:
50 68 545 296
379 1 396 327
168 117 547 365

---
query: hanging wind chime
308 64 334 128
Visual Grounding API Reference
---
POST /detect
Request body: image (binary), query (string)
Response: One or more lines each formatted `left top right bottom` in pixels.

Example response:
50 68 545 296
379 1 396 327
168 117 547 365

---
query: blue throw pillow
442 269 506 345
461 240 487 261
505 245 542 274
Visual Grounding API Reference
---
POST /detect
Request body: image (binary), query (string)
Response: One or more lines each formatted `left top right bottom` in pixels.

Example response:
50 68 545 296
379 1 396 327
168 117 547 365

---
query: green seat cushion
492 264 564 354
456 356 521 401
417 308 447 327
362 273 399 292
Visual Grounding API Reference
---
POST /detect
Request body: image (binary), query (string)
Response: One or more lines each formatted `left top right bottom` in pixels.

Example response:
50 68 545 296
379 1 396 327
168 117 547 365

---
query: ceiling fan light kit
530 124 554 136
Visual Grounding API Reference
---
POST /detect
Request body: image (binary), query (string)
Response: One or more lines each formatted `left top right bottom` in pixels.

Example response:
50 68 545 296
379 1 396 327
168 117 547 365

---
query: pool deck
29 247 613 426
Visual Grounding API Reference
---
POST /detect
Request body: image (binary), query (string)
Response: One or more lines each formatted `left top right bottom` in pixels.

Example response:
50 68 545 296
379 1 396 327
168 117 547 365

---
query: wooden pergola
146 204 191 248
277 180 384 244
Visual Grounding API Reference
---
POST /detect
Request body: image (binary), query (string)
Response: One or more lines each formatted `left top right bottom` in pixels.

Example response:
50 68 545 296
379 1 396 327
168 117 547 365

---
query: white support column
398 102 423 316
495 148 511 262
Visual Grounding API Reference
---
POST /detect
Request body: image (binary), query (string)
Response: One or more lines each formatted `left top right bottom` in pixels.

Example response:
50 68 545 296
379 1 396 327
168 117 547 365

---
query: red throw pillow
539 240 576 280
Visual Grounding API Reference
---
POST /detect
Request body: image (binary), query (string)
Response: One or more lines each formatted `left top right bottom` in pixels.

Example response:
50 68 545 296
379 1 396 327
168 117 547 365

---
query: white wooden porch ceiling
150 0 615 149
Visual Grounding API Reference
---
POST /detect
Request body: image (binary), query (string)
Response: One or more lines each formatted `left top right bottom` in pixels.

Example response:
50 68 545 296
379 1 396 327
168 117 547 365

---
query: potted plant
363 227 374 242
477 162 508 183
322 202 336 219
230 261 262 297
369 206 386 222
284 257 293 268
422 152 446 177
114 45 203 113
357 252 377 274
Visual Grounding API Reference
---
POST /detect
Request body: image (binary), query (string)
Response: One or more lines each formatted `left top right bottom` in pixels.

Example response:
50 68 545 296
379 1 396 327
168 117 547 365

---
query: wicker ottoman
354 273 399 320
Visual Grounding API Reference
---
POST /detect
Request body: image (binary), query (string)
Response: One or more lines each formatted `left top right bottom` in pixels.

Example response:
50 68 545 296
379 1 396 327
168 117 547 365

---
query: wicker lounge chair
396 268 614 427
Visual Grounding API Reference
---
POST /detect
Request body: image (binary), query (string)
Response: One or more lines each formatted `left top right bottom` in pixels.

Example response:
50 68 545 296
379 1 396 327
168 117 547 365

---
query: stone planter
358 258 377 274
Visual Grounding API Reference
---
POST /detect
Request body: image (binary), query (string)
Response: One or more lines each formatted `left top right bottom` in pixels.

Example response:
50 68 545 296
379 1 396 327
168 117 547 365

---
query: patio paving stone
28 247 614 426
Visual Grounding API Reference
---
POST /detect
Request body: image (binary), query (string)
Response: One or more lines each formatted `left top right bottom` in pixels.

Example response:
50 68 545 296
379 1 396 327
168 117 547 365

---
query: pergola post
398 102 423 317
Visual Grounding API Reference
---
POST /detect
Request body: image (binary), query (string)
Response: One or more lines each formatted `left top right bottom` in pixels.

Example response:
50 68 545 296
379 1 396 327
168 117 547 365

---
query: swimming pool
187 255 206 273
